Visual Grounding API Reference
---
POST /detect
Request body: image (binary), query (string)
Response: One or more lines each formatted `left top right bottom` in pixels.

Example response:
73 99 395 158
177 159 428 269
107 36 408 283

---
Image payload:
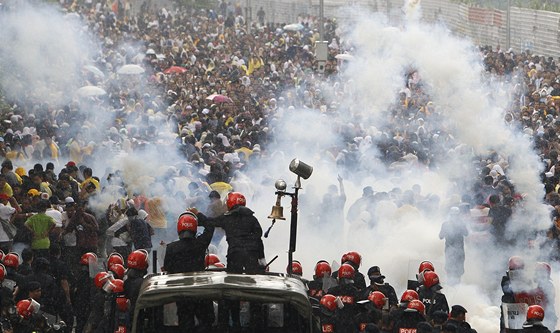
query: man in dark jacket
445 305 477 333
194 192 265 330
361 266 398 308
522 305 550 333
418 271 449 321
126 207 152 251
195 192 265 273
163 211 215 331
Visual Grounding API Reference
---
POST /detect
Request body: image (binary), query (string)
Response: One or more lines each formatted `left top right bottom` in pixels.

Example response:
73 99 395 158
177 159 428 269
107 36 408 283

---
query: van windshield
135 298 310 333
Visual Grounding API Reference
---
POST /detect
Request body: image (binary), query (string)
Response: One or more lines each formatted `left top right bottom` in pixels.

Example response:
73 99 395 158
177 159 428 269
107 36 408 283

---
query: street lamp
266 158 313 275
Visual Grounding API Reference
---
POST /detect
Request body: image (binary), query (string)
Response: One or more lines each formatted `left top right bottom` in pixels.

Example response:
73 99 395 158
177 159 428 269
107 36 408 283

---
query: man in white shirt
0 193 16 253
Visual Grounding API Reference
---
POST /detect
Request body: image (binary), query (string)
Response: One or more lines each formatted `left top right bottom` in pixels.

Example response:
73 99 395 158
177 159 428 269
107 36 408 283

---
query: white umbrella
117 64 145 75
283 23 304 31
76 86 107 97
64 12 81 20
83 65 105 78
335 54 354 61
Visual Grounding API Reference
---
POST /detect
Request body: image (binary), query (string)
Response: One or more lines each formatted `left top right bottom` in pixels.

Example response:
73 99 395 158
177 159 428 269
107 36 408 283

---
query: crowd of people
0 0 559 331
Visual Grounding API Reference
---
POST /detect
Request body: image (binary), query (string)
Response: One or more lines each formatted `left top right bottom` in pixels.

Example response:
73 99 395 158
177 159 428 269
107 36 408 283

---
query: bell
268 205 286 220
268 193 286 220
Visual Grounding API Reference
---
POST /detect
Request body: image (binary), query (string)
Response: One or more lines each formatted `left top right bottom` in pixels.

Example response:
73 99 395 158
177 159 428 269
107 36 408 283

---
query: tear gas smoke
0 3 96 105
0 1 555 332
250 4 554 333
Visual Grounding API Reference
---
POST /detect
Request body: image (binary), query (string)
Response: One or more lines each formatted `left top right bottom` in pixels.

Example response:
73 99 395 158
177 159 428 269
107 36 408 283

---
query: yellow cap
27 189 40 197
15 167 26 177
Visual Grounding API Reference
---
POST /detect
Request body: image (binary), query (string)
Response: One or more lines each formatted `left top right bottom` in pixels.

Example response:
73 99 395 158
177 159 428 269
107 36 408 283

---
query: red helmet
338 263 355 280
116 296 130 313
3 252 19 269
0 263 5 282
289 260 303 276
106 279 124 293
508 256 524 270
368 291 386 309
345 251 362 267
423 271 440 289
109 263 126 279
407 300 426 314
226 192 246 210
94 272 112 290
127 250 149 270
535 262 551 279
320 294 338 313
17 299 38 319
80 252 98 266
400 289 419 303
205 254 221 268
418 260 434 273
314 260 332 278
527 305 545 321
107 253 124 269
177 212 198 237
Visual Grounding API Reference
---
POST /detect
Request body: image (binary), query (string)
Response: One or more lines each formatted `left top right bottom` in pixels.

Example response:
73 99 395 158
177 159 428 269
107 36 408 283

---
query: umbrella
335 54 354 61
206 94 233 104
76 86 107 97
283 23 304 31
64 12 81 20
83 65 105 78
117 64 145 75
163 66 187 74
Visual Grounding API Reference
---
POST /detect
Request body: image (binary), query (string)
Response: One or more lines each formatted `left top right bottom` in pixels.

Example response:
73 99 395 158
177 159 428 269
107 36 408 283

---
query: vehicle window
136 298 309 333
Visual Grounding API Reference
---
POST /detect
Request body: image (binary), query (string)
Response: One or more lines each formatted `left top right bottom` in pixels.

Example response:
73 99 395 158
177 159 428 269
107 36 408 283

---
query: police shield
502 303 528 330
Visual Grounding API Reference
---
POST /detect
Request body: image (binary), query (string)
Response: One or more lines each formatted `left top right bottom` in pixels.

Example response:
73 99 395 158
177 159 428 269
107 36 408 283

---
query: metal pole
506 0 511 49
287 187 299 275
319 0 324 41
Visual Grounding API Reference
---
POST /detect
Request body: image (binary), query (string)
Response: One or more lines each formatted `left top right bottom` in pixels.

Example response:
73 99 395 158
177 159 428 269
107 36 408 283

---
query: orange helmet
418 260 434 273
407 300 426 314
338 263 355 280
368 291 386 309
508 256 524 270
205 254 221 268
423 271 441 289
17 299 39 319
94 272 112 290
400 289 419 303
345 251 362 267
109 263 126 279
116 296 130 312
3 252 19 269
314 260 332 278
226 192 246 210
127 250 149 270
80 252 98 266
320 294 338 313
107 252 124 269
527 305 545 321
290 260 303 276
